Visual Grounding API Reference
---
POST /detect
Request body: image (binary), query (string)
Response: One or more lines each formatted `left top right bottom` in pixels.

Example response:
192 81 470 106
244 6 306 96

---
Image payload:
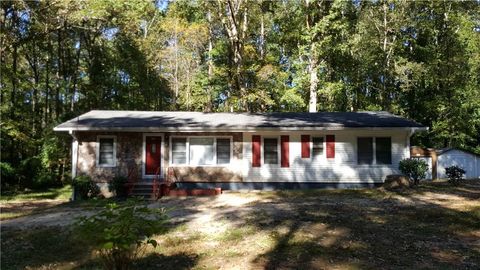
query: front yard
1 180 479 269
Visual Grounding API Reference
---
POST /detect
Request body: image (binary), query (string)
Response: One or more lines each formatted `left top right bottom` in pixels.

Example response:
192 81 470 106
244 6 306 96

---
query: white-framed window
375 137 392 164
216 138 231 164
357 137 392 165
312 136 324 158
96 135 116 167
263 137 279 165
171 137 187 164
170 136 232 166
189 137 215 165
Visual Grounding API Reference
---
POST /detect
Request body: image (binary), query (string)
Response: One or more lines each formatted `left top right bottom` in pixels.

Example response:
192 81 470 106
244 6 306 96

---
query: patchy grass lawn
0 185 73 221
0 185 72 202
1 180 479 269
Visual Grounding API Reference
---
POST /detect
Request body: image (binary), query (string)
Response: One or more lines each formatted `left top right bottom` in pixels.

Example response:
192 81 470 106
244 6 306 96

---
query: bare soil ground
1 180 479 269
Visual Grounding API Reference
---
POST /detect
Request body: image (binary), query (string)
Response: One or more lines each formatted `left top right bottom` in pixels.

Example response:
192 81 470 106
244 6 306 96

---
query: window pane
312 137 324 157
151 144 156 153
99 138 114 165
172 138 187 164
357 137 373 164
264 138 278 164
376 137 392 164
216 138 231 164
189 138 214 165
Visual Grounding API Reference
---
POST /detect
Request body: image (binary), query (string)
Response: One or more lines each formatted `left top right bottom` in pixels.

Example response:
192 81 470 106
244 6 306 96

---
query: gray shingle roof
54 110 425 131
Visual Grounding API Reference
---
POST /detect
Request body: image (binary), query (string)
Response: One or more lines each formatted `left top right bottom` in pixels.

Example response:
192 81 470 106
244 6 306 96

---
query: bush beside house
445 166 466 185
399 158 428 186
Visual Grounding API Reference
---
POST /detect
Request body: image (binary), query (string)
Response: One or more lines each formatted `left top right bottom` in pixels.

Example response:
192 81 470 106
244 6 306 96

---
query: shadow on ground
163 180 480 269
1 180 479 269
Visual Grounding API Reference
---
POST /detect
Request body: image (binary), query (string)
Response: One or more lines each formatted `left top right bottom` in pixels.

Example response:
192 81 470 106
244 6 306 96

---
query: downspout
69 129 78 200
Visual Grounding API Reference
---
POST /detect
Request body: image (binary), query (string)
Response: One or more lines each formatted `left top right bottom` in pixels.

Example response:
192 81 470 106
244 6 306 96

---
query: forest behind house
1 0 479 190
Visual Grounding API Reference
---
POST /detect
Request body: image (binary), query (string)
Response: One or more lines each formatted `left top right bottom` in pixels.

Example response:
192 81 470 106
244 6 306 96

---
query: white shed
437 148 480 179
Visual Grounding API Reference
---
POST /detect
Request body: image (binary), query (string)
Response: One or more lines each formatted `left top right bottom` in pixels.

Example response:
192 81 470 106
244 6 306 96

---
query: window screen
312 137 324 157
357 137 373 164
99 138 115 166
172 138 187 164
375 137 392 164
264 138 278 164
216 138 231 164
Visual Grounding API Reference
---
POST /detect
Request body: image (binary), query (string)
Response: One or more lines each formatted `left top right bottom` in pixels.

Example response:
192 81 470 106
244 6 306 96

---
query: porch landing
129 181 222 199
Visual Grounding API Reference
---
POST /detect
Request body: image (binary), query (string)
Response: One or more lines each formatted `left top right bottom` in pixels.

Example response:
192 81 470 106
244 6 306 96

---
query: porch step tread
128 182 154 185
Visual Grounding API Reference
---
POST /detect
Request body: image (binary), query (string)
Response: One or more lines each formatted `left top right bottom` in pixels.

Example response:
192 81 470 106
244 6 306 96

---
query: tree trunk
55 28 62 120
71 38 81 112
26 39 40 133
11 40 17 119
0 6 6 105
308 47 318 113
173 18 179 108
306 0 318 113
10 7 18 119
206 11 214 112
219 0 249 111
260 12 265 60
45 44 50 124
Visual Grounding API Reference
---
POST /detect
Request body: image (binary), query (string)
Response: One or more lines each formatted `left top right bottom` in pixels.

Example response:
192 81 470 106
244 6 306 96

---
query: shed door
145 136 162 175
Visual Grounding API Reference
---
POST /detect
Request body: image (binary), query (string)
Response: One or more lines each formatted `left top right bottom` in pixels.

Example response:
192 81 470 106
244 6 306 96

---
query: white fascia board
53 126 429 133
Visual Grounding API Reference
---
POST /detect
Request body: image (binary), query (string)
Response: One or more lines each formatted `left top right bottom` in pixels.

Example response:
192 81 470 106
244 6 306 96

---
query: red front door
145 136 161 175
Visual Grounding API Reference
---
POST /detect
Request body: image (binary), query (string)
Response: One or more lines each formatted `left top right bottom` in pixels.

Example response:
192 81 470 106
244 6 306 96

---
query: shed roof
54 110 426 132
437 148 480 157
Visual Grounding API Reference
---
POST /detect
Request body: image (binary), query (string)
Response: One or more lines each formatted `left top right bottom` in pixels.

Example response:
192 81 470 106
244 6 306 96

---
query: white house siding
242 129 411 183
437 150 480 179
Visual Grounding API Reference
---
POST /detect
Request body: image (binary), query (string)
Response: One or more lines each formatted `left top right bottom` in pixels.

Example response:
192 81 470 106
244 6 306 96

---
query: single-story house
412 147 480 179
54 110 426 195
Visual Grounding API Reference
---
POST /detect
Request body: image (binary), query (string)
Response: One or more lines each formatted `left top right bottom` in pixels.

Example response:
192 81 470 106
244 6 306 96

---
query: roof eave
53 126 428 132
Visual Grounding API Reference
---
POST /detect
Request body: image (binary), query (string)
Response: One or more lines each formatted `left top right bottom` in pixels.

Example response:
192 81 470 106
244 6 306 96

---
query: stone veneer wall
75 131 243 183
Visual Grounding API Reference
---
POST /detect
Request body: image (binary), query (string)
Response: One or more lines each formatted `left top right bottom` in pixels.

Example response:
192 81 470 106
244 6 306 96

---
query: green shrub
109 176 129 198
18 157 43 188
73 175 100 199
399 158 428 185
445 165 466 185
0 162 16 189
74 199 168 270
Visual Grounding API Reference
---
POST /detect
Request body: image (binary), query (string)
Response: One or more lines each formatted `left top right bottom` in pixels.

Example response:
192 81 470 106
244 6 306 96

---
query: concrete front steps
129 182 155 199
129 182 222 199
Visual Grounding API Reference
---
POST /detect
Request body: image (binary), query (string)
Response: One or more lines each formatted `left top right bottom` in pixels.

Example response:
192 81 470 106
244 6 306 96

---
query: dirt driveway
1 180 479 269
2 181 479 231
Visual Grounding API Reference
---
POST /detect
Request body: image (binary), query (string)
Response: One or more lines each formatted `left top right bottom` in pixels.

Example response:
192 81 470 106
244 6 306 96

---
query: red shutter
252 135 261 167
301 135 310 158
281 135 289 167
326 135 335 158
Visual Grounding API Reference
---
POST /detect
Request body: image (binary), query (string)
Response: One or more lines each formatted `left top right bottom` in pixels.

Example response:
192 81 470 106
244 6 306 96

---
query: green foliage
109 176 129 198
445 166 466 185
18 157 43 188
0 162 16 189
399 158 429 186
73 176 100 200
74 200 168 270
1 0 479 183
